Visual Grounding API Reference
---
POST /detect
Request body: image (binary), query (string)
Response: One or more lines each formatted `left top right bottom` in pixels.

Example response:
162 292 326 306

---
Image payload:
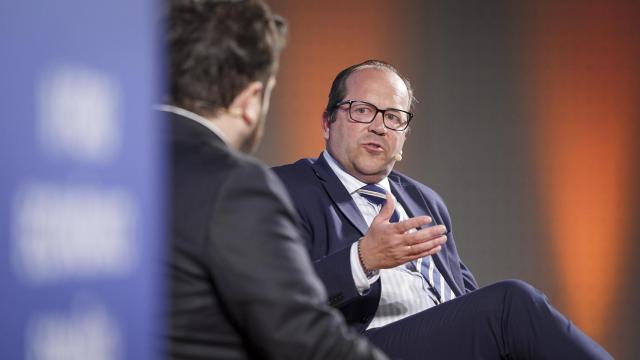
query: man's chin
353 163 392 182
356 155 393 172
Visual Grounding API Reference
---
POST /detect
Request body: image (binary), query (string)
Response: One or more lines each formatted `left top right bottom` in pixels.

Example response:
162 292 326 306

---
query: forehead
344 67 410 109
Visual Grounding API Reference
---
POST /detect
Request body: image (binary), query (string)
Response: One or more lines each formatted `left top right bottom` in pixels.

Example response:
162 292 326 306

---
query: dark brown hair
167 0 287 116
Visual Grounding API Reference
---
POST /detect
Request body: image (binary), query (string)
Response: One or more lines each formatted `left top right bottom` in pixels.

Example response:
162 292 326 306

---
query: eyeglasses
334 100 413 131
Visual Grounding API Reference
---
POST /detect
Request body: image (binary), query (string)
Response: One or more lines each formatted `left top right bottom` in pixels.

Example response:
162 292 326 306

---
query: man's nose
368 111 387 134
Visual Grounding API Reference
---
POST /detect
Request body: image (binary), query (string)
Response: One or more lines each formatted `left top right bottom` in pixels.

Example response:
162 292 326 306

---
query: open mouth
362 142 384 152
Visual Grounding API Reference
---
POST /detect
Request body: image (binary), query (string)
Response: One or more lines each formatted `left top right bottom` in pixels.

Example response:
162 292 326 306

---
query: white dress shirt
322 151 445 329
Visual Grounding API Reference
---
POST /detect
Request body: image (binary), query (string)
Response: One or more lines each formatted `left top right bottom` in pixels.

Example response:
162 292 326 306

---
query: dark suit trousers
364 280 612 359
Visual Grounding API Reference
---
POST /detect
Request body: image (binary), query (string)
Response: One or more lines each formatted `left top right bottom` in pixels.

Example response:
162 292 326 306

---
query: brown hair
167 0 287 116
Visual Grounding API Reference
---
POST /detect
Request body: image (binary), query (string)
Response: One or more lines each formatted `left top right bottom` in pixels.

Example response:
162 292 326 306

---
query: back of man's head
167 0 286 117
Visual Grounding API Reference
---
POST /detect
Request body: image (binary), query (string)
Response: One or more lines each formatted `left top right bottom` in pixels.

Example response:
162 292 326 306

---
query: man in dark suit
273 59 612 359
161 2 386 359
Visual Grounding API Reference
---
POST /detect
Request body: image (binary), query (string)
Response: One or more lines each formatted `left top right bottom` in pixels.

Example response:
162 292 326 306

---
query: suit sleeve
435 197 479 293
292 204 375 309
460 258 478 292
205 162 386 360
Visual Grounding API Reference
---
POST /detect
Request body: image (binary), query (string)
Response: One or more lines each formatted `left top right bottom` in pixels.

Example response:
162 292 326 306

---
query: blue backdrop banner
0 1 164 359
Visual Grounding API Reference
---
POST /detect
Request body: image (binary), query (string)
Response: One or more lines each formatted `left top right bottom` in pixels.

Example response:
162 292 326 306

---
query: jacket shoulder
272 158 315 177
271 159 319 190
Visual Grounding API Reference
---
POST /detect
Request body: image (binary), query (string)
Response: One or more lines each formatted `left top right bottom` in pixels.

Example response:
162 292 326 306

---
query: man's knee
493 279 547 306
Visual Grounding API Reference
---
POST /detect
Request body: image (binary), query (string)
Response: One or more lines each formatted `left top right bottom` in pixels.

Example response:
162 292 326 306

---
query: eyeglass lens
349 101 408 130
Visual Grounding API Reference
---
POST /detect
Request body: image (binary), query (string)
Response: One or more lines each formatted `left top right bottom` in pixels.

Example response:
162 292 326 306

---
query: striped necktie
356 184 399 223
417 256 455 304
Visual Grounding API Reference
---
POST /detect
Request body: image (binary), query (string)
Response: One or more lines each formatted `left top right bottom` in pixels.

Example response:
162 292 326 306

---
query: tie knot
357 184 387 206
357 184 399 223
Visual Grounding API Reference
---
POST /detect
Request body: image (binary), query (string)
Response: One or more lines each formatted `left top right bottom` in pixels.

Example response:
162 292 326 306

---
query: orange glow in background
528 0 639 342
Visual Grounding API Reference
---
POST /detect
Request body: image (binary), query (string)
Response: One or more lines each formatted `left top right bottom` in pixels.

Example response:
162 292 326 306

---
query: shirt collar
322 150 391 194
155 104 231 146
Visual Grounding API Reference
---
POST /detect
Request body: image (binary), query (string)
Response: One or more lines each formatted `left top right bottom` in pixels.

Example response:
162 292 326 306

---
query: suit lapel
312 155 369 235
388 174 464 297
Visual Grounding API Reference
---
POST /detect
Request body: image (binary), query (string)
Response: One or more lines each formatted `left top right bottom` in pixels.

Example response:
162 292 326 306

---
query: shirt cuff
350 242 380 295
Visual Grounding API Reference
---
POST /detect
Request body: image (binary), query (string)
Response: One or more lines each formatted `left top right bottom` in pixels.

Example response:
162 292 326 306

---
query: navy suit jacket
273 154 479 332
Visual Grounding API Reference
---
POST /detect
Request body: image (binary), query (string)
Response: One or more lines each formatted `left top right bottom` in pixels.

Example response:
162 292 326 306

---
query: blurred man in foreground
160 2 386 359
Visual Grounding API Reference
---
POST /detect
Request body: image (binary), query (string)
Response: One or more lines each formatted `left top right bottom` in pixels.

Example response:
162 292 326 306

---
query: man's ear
228 81 264 127
321 111 331 141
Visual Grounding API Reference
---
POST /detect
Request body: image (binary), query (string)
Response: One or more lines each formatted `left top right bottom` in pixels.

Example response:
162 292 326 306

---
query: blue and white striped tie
418 256 454 304
356 184 399 223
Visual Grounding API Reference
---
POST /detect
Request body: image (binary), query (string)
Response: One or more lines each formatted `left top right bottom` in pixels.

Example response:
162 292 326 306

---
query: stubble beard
352 150 393 183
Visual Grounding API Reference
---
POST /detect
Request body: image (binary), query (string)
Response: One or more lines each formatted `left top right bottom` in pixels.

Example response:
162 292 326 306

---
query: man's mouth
361 142 385 153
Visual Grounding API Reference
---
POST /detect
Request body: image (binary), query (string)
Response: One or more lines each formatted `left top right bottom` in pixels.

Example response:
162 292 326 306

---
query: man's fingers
414 245 442 258
406 225 447 244
393 215 432 233
403 236 446 261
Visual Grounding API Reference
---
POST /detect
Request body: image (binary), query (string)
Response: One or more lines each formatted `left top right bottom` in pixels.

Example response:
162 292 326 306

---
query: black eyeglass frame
333 99 413 131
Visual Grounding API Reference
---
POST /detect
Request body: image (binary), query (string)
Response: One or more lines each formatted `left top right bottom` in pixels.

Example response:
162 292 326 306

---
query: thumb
374 192 396 223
